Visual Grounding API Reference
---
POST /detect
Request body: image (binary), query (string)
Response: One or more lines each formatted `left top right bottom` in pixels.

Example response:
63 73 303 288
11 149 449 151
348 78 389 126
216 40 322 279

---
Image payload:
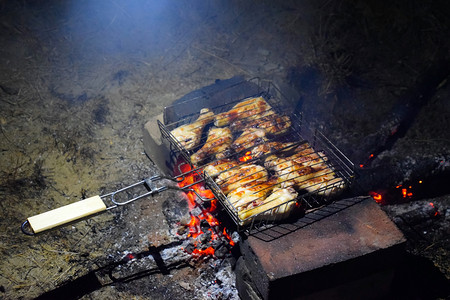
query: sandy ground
0 1 449 299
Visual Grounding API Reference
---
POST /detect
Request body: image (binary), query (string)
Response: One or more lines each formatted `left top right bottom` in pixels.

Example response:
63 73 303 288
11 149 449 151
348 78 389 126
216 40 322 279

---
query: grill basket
158 78 354 232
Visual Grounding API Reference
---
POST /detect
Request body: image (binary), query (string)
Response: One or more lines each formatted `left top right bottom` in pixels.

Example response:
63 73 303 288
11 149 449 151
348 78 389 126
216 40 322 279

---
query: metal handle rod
107 177 168 206
21 172 216 235
21 176 164 235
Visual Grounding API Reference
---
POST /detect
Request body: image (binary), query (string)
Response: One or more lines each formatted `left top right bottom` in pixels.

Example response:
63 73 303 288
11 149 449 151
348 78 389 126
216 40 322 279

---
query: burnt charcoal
212 237 234 259
162 193 190 226
357 57 450 166
214 244 230 259
231 232 241 245
354 159 450 202
212 238 223 249
198 231 212 246
177 224 188 235
184 243 195 254
394 204 440 226
199 243 210 251
200 219 210 231
190 206 203 217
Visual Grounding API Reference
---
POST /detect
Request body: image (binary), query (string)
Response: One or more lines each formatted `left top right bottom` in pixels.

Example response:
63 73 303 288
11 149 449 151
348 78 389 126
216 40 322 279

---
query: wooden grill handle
25 195 107 234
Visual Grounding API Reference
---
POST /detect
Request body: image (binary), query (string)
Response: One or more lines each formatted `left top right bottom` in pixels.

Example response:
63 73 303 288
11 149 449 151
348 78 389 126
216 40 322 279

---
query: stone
237 196 406 299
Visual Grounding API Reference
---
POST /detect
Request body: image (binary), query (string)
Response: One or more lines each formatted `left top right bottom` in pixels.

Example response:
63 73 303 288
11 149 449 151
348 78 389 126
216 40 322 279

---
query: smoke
63 0 183 58
11 0 227 64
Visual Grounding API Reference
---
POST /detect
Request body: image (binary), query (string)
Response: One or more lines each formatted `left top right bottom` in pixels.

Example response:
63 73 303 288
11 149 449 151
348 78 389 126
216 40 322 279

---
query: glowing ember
125 253 135 261
222 228 235 247
361 152 377 168
429 202 440 217
239 151 252 162
176 161 234 257
192 246 215 257
395 184 414 199
369 191 383 203
188 215 201 238
401 188 407 197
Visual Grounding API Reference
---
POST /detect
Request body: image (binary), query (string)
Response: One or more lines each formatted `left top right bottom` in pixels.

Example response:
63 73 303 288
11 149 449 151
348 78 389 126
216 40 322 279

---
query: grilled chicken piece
288 143 329 169
302 168 346 196
214 97 274 127
265 147 345 195
215 164 268 195
203 159 239 178
250 142 295 159
227 179 277 211
230 113 292 136
239 187 298 221
265 143 328 170
265 155 316 189
190 127 232 165
170 108 214 150
232 128 267 153
280 146 343 195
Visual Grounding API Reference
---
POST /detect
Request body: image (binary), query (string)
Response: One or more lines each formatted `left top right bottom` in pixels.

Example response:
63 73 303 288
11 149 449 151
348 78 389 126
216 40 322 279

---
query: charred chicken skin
250 141 295 159
230 113 292 136
265 155 317 189
265 143 345 195
239 187 298 221
203 158 239 178
227 178 278 211
272 144 344 195
231 128 268 153
302 168 345 196
215 164 268 195
265 143 326 170
190 127 232 165
214 97 274 127
288 143 329 170
170 108 214 151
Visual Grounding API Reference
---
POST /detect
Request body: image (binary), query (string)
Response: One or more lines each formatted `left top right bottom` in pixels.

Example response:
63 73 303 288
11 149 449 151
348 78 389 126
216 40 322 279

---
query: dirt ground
0 1 449 299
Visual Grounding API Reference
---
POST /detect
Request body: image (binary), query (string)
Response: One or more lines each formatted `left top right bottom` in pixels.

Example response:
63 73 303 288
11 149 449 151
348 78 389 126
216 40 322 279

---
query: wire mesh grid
158 78 355 232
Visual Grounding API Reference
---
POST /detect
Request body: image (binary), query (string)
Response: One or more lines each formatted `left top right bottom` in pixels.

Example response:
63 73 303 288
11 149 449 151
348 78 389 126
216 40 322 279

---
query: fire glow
177 162 235 257
239 151 252 162
429 202 440 217
396 184 413 198
359 153 375 169
369 191 383 203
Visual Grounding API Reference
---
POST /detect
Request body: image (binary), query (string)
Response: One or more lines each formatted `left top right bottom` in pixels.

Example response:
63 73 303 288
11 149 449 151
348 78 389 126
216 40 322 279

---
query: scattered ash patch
194 258 239 300
383 195 450 278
